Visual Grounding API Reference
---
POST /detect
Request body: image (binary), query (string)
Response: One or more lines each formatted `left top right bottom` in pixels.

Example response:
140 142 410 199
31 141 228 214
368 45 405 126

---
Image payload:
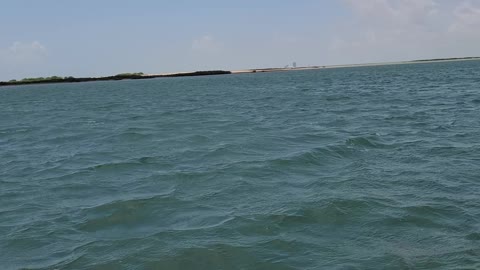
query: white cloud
342 0 439 38
329 0 480 62
449 1 480 34
0 41 48 80
347 0 437 25
1 41 47 63
192 35 222 53
9 41 46 55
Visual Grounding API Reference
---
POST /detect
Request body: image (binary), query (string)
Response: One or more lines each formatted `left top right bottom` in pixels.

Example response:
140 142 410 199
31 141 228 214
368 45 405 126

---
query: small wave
378 203 470 230
403 204 467 218
471 98 480 104
97 102 124 111
346 136 391 149
40 133 94 145
384 114 417 121
324 94 351 101
202 143 236 158
427 145 473 157
125 127 154 133
243 198 380 230
185 134 212 143
102 131 152 141
171 216 235 232
77 190 235 235
78 195 184 232
466 232 480 241
91 161 141 171
267 145 357 169
136 156 173 165
141 243 295 270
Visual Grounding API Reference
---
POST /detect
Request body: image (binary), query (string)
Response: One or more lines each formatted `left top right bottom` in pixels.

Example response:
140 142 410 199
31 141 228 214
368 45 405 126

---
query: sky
1 0 480 81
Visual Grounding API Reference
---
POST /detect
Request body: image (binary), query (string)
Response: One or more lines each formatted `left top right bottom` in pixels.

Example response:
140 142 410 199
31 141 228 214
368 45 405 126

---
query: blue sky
1 0 480 80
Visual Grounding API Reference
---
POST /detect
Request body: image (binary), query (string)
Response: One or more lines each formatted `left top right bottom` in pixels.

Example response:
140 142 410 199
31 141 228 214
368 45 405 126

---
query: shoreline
1 57 479 88
231 57 480 74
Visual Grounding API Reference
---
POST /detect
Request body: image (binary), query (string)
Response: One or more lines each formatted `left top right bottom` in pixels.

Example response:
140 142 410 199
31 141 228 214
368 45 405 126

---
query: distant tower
293 62 297 68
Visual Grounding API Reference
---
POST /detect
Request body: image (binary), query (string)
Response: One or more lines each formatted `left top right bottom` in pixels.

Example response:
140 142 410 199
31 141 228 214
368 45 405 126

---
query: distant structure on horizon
284 62 297 69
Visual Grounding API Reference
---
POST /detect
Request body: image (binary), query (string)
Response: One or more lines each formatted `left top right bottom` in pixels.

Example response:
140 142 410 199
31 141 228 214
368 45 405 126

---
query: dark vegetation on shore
0 71 231 87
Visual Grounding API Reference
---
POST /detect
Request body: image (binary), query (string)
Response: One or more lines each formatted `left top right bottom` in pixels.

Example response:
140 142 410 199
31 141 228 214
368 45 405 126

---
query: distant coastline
231 57 480 74
1 57 479 87
0 71 231 87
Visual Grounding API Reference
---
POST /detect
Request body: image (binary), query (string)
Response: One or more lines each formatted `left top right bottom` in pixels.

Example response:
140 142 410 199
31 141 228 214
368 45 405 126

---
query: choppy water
1 61 480 269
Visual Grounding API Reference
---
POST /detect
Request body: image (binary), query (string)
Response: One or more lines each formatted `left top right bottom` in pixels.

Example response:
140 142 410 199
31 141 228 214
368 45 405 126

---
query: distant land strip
0 71 231 87
1 57 479 87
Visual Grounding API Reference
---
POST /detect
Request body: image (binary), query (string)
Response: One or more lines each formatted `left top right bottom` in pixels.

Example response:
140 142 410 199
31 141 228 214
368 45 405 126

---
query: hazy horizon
2 0 480 81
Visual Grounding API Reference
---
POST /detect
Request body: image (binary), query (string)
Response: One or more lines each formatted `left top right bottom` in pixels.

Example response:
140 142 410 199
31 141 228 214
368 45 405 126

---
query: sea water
1 61 479 269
